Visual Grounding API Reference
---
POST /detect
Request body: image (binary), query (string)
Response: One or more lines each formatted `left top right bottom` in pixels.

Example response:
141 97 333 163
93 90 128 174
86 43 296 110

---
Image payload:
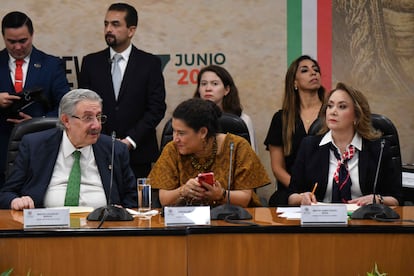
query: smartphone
198 172 215 185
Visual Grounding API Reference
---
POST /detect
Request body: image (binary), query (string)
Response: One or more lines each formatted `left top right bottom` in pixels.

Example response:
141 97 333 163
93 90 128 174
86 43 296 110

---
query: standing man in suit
0 89 137 210
0 11 70 187
79 3 167 178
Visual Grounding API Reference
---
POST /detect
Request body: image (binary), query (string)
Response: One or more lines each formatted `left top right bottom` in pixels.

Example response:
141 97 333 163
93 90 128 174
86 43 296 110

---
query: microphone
210 142 252 220
87 131 133 225
108 58 113 64
351 139 400 219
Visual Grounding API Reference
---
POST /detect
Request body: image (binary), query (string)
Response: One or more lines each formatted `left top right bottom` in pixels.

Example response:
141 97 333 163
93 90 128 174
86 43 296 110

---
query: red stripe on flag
317 0 332 91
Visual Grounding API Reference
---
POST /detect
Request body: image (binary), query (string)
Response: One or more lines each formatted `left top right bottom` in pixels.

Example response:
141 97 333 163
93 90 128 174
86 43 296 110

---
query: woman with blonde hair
288 82 402 206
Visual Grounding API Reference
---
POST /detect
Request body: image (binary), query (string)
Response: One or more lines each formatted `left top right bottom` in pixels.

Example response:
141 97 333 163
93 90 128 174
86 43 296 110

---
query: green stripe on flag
287 0 302 66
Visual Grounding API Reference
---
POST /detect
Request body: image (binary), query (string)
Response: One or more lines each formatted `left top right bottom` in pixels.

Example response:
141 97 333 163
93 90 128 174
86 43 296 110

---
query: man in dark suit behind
79 3 167 178
0 11 70 187
0 89 137 210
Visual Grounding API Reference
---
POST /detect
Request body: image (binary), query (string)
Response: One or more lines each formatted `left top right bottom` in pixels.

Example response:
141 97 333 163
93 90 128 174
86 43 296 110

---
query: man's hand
11 196 35 210
120 138 133 150
0 92 20 108
6 112 32 124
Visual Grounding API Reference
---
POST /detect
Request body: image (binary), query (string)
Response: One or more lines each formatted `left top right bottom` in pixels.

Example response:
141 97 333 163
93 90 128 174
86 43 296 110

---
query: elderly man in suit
0 11 70 187
79 3 166 178
0 89 137 210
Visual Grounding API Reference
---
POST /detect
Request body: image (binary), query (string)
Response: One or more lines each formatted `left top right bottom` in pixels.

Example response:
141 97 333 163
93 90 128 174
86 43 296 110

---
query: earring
202 137 207 150
294 86 298 91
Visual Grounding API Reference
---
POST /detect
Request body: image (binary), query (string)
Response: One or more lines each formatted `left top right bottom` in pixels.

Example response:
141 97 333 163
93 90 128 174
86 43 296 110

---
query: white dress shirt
44 132 107 208
9 54 30 88
319 131 363 201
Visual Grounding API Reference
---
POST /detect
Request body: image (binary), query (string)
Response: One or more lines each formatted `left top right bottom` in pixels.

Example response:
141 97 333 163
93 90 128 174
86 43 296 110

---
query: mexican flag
287 0 332 91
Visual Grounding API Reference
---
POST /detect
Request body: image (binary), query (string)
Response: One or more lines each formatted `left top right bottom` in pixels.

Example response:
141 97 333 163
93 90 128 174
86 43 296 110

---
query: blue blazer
288 135 402 205
0 46 69 120
0 46 70 186
0 128 137 209
78 46 166 167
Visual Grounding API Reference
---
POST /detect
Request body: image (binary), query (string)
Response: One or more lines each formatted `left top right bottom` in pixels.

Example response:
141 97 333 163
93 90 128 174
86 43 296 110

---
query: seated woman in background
288 82 402 206
264 55 325 206
149 98 270 207
193 65 257 152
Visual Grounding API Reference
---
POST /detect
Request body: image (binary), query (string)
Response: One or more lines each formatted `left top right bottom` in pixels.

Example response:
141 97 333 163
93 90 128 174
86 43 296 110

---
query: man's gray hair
57 89 103 129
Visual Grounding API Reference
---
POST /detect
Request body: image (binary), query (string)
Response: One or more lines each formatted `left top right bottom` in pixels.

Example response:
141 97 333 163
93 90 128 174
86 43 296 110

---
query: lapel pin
34 63 41 68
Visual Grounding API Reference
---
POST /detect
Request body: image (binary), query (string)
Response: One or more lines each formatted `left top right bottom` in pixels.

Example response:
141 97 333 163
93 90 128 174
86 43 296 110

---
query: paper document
403 172 414 188
276 207 301 220
51 206 94 214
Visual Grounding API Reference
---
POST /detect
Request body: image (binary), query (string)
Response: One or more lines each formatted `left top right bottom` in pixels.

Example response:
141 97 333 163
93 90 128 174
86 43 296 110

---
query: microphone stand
351 139 399 220
87 132 133 225
211 142 252 220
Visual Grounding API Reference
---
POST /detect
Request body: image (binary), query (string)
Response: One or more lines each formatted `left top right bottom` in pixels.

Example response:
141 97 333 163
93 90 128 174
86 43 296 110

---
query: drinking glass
137 178 151 212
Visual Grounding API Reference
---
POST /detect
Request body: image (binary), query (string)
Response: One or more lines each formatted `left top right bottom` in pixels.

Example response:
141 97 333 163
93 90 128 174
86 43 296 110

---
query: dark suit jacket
0 128 137 209
0 46 70 186
288 135 403 205
78 46 166 170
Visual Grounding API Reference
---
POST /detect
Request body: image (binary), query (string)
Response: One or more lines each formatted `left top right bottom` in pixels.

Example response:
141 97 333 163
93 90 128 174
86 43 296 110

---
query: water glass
137 178 151 212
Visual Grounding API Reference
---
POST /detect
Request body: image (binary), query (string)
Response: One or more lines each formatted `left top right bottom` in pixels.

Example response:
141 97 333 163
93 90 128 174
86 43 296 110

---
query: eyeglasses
71 114 107 124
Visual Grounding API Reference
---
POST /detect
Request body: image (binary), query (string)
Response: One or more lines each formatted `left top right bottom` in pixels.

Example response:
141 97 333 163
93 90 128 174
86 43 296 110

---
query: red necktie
14 59 24 93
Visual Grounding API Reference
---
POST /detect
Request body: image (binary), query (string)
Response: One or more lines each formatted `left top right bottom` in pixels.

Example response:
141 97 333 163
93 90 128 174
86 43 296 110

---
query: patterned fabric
331 143 355 203
111 53 123 99
64 151 81 206
14 59 24 92
148 133 270 207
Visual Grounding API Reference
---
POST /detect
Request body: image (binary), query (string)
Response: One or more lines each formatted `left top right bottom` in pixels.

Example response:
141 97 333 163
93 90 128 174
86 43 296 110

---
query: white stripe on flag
302 0 317 59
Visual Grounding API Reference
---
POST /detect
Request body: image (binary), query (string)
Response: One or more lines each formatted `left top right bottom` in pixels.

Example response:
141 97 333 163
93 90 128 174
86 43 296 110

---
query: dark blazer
0 128 137 209
288 135 403 205
0 46 70 120
78 46 166 171
0 46 70 186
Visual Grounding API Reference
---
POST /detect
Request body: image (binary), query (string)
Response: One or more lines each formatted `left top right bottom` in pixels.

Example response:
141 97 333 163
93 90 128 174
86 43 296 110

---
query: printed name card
301 204 348 226
24 208 70 229
164 206 210 226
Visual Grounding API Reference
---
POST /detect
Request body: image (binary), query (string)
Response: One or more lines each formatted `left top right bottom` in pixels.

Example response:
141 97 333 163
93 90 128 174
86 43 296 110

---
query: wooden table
1 207 413 275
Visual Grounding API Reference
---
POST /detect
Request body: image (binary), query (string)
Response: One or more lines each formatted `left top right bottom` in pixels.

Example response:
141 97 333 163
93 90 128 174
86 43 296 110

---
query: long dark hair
282 55 325 155
194 65 242 116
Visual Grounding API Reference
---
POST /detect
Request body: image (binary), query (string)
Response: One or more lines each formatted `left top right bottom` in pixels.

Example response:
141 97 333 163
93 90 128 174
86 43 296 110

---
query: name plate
164 206 210 226
24 208 70 229
301 204 348 226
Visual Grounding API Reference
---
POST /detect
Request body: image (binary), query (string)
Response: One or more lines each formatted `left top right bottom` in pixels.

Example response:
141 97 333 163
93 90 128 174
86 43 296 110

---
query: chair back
219 112 251 143
159 112 251 152
370 113 402 173
6 117 59 179
308 118 322 136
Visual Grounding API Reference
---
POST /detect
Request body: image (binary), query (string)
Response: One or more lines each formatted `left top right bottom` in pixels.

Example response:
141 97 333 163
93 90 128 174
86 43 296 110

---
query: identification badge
164 206 210 226
301 204 348 226
24 208 70 229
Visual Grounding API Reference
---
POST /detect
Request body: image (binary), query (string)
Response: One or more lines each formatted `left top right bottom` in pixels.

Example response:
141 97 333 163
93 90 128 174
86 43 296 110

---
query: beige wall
1 1 413 202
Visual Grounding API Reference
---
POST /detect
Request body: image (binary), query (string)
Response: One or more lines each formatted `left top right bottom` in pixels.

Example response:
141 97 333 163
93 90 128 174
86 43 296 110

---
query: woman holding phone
149 98 270 207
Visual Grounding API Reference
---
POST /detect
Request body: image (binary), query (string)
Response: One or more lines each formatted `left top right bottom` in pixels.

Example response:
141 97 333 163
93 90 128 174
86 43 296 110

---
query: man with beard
0 89 137 210
79 3 166 178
